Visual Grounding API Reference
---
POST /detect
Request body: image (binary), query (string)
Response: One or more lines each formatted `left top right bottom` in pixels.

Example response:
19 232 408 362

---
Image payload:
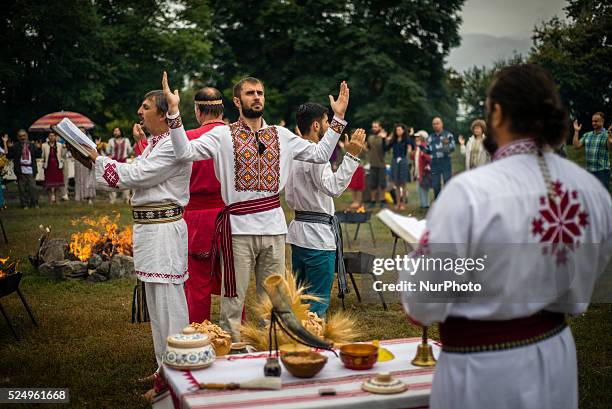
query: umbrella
29 111 95 132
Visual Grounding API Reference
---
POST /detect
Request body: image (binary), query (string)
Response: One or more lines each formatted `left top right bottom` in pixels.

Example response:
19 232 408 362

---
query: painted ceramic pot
163 327 216 370
339 343 378 370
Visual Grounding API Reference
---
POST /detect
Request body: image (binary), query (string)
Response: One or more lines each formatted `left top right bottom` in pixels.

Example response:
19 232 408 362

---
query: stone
66 261 87 278
87 273 108 283
87 254 103 270
38 260 69 280
109 254 134 279
97 261 111 278
39 238 69 264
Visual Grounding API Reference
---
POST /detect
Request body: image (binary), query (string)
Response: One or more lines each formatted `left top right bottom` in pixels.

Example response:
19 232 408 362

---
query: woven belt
132 203 184 224
294 210 349 298
440 311 567 354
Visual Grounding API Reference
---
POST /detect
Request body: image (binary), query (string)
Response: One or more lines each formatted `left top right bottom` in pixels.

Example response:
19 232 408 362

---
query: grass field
0 148 610 408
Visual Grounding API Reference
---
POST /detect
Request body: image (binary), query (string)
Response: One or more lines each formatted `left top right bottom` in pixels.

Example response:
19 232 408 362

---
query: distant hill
447 33 532 72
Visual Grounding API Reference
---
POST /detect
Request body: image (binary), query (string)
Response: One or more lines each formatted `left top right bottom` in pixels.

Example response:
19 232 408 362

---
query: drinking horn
263 274 333 350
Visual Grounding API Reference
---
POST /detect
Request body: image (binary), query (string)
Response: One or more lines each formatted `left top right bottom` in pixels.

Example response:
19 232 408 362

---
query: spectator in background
386 123 414 210
4 130 41 208
459 119 490 170
425 116 455 199
41 131 65 204
572 112 612 191
367 120 388 208
74 127 96 204
106 127 132 203
414 130 432 209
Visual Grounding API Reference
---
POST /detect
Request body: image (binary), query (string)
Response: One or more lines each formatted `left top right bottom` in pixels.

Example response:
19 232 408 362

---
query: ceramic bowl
281 351 328 378
339 343 378 370
163 327 216 370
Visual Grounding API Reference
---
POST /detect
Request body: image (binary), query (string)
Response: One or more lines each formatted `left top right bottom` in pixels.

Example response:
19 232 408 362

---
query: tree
529 0 612 123
0 0 213 139
207 0 464 131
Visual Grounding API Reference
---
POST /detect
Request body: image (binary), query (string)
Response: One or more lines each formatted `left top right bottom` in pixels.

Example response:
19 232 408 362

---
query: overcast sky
448 0 568 71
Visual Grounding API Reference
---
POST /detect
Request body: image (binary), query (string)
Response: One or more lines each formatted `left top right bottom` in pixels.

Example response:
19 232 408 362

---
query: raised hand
573 119 582 132
133 123 146 142
458 135 465 145
345 128 366 156
329 81 349 119
162 71 180 115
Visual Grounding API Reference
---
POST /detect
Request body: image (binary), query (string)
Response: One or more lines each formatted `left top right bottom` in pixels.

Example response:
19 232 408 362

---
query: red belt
439 311 566 353
210 194 281 297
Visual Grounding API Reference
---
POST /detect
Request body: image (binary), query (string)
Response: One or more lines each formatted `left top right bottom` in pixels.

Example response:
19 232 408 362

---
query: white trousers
430 327 578 409
145 282 189 369
219 234 286 342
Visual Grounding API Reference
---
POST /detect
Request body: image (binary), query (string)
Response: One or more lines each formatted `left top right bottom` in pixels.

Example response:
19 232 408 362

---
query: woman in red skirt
341 133 366 209
42 132 65 203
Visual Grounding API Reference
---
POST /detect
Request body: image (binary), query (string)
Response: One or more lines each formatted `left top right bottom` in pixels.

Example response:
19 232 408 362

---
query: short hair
296 103 328 135
487 64 568 149
194 87 224 118
143 90 168 115
593 112 605 121
17 129 27 136
432 116 443 123
233 77 264 98
470 119 486 133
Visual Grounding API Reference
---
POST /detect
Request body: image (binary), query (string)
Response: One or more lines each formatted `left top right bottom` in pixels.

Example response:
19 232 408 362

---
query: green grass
0 147 610 408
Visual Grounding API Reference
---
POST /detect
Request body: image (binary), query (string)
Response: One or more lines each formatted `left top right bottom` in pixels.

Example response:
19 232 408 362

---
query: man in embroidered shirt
76 86 192 396
286 103 366 317
425 116 455 199
4 129 41 209
131 87 229 323
400 64 612 409
572 111 612 191
164 73 350 341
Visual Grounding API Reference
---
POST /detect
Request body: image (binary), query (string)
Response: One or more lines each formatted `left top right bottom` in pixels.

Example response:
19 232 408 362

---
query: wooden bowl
339 343 378 370
279 343 311 355
211 337 232 357
281 351 328 378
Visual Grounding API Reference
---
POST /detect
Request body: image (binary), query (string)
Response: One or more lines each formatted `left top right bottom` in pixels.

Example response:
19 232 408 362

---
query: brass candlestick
411 326 436 367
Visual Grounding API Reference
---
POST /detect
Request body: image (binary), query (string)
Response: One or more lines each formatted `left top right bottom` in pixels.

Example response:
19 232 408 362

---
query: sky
448 0 568 72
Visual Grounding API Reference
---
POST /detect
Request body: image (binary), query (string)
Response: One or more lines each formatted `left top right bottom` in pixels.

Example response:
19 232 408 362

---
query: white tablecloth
153 337 440 409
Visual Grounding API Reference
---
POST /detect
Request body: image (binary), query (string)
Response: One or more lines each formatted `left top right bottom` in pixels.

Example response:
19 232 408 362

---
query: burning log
0 257 18 280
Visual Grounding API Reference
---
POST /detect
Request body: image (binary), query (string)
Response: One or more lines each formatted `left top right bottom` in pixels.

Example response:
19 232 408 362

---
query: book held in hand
52 118 97 157
376 209 426 244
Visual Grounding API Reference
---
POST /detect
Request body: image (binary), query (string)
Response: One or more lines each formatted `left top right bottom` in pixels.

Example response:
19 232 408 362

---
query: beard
241 99 264 119
483 111 499 156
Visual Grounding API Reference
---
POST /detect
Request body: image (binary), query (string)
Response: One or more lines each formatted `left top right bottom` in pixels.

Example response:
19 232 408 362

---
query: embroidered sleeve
166 111 183 129
329 116 347 135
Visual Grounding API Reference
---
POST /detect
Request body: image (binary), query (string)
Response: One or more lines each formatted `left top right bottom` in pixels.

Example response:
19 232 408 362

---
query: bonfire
0 257 18 280
69 213 133 261
240 272 360 351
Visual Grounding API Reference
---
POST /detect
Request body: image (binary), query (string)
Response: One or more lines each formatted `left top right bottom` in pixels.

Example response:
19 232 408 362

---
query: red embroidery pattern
329 117 346 135
493 138 538 161
531 180 589 265
102 162 120 188
167 115 182 129
230 120 280 192
135 270 188 281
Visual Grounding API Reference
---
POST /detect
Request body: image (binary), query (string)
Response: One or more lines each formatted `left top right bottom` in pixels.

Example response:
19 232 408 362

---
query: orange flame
69 213 133 261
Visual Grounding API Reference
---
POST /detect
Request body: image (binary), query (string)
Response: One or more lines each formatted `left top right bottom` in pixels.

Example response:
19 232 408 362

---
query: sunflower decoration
240 272 360 351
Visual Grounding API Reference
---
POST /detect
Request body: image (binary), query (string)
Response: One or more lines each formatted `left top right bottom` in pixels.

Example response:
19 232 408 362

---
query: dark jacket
7 141 41 177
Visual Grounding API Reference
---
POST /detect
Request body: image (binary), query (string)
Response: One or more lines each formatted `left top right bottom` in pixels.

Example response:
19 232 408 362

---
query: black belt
294 210 349 298
132 203 184 224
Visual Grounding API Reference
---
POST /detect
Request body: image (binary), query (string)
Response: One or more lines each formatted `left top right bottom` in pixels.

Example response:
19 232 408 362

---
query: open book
52 118 96 157
376 209 427 244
